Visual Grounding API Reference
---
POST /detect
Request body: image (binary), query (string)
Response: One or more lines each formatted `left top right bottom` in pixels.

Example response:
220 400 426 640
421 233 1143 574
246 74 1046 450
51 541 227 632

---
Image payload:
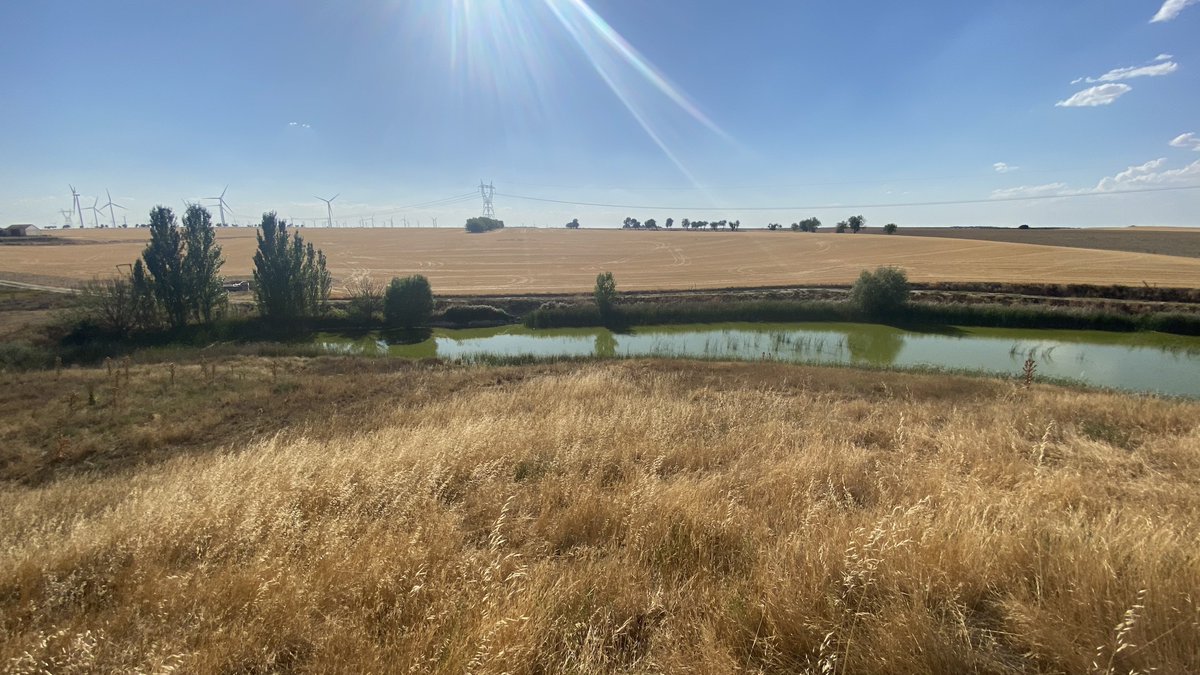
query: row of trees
619 217 742 230
567 216 898 233
82 206 333 335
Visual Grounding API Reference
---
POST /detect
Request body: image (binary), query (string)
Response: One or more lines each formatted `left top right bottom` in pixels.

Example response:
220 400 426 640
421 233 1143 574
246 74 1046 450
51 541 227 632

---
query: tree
181 204 226 323
729 220 740 231
252 212 329 319
383 275 434 328
566 218 580 229
465 217 504 233
142 206 188 328
848 214 865 233
800 217 821 233
302 242 332 316
344 271 383 320
681 218 690 230
665 218 674 229
709 221 719 231
645 218 657 229
768 223 781 231
130 259 159 329
883 223 899 235
850 266 910 317
594 271 617 323
836 221 849 233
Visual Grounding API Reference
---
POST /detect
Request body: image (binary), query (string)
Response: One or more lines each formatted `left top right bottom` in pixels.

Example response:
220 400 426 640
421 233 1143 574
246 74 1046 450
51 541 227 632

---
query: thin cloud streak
1150 0 1199 22
1056 83 1131 107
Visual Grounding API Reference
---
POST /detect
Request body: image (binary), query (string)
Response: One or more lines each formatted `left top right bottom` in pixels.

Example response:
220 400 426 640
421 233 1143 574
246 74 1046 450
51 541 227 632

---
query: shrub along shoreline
523 298 1200 335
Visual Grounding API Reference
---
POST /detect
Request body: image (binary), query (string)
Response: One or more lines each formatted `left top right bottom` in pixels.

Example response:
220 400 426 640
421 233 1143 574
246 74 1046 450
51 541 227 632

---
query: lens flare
543 0 732 143
433 0 732 184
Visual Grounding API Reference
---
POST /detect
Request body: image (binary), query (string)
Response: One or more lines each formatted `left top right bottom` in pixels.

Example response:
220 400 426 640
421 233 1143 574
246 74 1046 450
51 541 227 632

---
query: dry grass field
4 227 1200 294
2 357 1198 673
891 227 1200 259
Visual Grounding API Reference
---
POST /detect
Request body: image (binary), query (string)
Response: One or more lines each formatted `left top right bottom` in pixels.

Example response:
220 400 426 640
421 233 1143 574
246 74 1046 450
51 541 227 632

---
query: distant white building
2 224 39 236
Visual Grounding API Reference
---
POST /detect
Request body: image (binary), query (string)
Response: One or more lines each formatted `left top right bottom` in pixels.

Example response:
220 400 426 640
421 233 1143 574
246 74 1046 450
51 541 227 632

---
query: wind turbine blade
221 185 228 198
331 193 340 202
113 203 126 210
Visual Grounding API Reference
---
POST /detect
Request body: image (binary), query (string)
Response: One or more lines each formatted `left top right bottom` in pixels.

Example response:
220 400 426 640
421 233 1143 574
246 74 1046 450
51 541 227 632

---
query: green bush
465 217 505 233
383 275 434 328
0 342 55 371
850 267 910 317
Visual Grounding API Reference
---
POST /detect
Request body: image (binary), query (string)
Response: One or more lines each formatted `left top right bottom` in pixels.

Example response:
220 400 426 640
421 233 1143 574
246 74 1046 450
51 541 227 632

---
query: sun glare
435 0 734 183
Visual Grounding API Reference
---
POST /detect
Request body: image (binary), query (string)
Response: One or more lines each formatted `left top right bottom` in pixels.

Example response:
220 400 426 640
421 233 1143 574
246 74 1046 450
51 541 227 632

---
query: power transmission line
498 167 1090 193
479 181 495 217
494 184 1200 212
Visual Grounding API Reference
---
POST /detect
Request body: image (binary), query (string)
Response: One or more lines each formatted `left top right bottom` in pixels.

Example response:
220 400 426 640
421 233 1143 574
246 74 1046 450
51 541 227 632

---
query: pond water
318 323 1200 397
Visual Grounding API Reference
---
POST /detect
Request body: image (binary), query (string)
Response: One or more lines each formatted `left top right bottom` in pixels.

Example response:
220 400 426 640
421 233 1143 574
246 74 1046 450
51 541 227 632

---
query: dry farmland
4 227 1200 294
891 226 1200 259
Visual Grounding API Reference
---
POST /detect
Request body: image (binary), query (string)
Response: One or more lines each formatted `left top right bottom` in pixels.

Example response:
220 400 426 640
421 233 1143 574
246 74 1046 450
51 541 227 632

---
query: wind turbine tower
315 193 339 228
70 185 85 228
100 189 125 228
88 197 103 228
208 185 232 226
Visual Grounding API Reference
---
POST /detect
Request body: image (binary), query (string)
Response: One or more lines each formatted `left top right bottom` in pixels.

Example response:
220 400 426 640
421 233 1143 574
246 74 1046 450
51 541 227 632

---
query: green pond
318 323 1200 397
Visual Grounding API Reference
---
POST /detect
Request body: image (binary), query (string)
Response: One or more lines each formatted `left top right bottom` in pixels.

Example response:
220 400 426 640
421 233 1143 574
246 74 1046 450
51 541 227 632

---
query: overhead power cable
495 184 1200 212
330 192 479 219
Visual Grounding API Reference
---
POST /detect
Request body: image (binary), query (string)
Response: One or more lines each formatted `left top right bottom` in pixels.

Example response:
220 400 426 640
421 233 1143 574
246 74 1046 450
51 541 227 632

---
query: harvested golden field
2 358 1199 673
5 227 1200 294
892 227 1200 259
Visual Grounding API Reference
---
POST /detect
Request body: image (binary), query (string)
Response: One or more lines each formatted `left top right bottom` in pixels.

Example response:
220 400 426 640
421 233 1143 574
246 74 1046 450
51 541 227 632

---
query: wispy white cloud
991 158 1200 199
993 162 1019 174
1056 83 1132 107
1094 157 1200 191
990 183 1068 199
288 121 312 129
1151 0 1198 22
1169 132 1200 151
1085 60 1178 83
1070 77 1084 85
1155 53 1174 61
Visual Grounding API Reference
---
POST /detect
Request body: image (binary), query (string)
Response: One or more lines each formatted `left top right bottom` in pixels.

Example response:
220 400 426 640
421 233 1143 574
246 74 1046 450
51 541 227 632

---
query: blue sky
2 0 1199 228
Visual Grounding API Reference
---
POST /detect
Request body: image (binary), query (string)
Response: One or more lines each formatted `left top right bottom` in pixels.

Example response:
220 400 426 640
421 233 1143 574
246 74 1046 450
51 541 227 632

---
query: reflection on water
318 322 1200 397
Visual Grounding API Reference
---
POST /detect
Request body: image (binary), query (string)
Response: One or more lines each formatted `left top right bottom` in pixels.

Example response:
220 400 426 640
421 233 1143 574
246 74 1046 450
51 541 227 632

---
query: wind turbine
100 189 125 228
70 185 85 228
207 185 231 226
88 197 103 228
315 193 338 228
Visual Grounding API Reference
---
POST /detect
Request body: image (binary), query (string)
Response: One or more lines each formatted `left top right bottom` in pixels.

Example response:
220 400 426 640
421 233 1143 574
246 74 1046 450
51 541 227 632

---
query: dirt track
3 227 1200 294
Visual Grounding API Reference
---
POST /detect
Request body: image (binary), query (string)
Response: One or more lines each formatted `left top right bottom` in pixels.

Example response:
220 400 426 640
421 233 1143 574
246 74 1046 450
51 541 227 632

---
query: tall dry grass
1 360 1198 673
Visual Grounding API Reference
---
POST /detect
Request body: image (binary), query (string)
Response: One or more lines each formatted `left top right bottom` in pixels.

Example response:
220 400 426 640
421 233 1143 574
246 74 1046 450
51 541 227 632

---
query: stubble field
4 227 1200 294
890 227 1200 259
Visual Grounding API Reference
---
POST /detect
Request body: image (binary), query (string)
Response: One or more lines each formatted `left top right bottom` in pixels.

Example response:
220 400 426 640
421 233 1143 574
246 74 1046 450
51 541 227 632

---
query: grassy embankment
525 298 1200 335
2 357 1198 672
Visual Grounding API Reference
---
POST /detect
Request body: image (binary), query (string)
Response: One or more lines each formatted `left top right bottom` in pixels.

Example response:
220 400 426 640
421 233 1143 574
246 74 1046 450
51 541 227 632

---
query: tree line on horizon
561 214 899 233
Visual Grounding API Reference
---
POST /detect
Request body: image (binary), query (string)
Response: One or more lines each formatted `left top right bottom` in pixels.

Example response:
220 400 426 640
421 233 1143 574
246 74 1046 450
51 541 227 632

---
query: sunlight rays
433 0 733 184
